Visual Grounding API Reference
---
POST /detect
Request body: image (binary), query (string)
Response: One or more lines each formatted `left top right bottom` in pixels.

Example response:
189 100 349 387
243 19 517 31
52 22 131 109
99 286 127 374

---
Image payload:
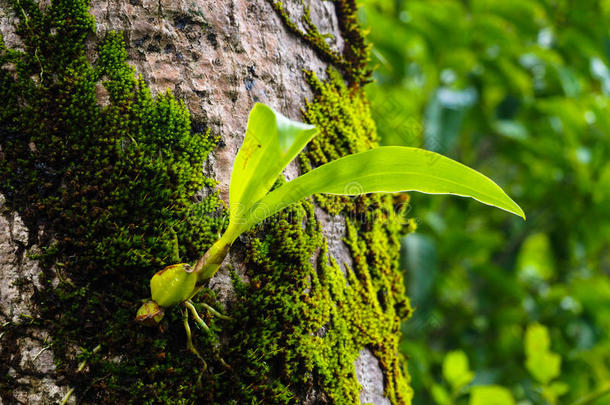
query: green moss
0 2 223 271
213 9 415 402
1 0 414 403
300 67 378 214
219 196 413 404
231 2 416 402
266 0 372 86
0 0 225 402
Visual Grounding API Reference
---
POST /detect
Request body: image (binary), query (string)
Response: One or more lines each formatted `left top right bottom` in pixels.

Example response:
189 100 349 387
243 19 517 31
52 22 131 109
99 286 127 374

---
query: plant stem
193 223 242 281
60 388 74 405
60 344 102 404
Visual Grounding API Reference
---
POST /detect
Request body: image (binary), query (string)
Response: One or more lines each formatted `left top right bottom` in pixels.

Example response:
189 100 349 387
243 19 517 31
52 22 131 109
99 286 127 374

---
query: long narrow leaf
241 146 524 231
229 103 317 222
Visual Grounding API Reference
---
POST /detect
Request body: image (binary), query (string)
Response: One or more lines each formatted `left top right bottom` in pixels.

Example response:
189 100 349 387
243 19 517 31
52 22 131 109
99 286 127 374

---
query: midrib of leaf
315 170 520 212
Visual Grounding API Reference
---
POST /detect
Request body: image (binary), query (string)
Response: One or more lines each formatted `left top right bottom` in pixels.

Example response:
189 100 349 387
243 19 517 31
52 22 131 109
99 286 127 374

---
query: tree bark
0 0 412 403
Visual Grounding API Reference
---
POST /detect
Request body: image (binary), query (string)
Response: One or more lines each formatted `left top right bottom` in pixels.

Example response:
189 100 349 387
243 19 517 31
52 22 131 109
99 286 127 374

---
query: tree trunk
0 0 413 403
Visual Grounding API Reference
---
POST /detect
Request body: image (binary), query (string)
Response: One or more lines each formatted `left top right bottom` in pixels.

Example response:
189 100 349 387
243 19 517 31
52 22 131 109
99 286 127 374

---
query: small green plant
432 350 516 405
431 350 475 404
430 324 609 405
524 323 568 404
136 102 525 353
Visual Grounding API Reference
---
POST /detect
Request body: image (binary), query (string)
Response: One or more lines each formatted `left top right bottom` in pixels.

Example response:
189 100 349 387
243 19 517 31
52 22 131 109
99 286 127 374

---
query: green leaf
517 233 555 282
431 383 452 405
443 350 475 392
200 103 524 282
548 381 569 396
469 386 516 405
241 146 525 231
229 103 317 224
525 323 562 384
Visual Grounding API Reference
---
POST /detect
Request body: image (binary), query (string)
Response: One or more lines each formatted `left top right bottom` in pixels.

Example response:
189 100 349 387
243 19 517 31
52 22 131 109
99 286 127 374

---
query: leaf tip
510 204 526 221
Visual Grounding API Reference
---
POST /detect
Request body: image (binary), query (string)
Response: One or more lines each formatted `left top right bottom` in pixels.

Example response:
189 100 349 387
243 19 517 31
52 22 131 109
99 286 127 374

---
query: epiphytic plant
136 102 524 356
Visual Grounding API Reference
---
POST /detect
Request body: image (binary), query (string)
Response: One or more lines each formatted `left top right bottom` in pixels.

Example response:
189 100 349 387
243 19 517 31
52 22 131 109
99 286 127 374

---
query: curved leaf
240 146 524 231
229 103 317 223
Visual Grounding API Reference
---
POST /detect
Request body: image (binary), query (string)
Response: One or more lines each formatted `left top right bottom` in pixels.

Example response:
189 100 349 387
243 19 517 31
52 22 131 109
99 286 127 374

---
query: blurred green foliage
360 0 610 404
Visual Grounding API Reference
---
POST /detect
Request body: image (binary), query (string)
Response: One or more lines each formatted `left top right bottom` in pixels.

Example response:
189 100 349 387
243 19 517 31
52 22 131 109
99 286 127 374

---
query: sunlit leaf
547 381 569 398
242 146 525 231
469 386 516 405
431 383 452 405
229 103 317 223
443 350 474 391
525 323 562 384
517 233 555 282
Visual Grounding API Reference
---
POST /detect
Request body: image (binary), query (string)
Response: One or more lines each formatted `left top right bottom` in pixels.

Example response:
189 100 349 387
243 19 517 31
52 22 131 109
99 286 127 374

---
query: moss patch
218 195 413 404
300 68 416 402
266 0 371 86
0 0 414 403
0 0 226 403
221 2 416 403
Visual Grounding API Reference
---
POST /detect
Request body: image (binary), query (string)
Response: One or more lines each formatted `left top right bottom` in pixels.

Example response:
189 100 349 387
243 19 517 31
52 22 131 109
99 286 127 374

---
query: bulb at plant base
150 263 197 307
136 300 164 325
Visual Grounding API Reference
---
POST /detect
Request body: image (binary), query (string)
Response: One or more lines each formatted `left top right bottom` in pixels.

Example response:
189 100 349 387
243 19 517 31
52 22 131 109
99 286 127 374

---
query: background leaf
469 386 516 405
443 350 475 392
516 233 555 283
525 323 562 385
431 384 452 405
360 0 610 402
